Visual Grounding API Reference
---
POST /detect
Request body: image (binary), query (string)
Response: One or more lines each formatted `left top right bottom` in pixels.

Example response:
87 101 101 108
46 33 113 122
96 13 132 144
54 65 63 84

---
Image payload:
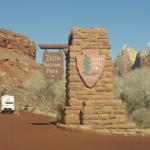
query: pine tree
83 55 90 74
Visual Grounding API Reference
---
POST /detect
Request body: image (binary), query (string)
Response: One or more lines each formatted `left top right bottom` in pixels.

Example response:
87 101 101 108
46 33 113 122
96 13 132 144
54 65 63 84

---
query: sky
0 0 150 63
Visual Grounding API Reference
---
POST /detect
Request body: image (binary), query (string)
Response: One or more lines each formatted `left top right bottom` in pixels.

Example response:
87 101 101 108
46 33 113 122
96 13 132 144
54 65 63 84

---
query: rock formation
0 28 40 92
132 51 146 69
114 43 150 75
132 42 150 69
113 45 137 75
142 54 150 67
0 29 36 59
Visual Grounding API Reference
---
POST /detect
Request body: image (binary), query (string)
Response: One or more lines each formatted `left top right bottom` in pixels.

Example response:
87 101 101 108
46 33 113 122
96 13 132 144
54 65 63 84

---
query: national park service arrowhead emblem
76 49 105 88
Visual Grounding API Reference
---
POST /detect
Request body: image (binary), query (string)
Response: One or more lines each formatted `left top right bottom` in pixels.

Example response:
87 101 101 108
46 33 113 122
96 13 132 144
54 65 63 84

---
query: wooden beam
39 44 68 49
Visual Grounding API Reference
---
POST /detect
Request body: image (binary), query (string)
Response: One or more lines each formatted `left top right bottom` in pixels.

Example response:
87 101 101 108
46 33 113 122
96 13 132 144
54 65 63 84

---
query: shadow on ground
30 121 57 126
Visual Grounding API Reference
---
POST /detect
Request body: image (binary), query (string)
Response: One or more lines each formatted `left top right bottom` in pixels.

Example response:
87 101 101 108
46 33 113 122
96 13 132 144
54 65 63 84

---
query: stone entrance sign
76 49 105 88
60 28 136 135
43 51 63 78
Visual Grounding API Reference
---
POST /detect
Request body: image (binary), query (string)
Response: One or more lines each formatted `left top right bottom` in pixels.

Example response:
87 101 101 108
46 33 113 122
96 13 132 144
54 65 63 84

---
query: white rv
1 95 15 113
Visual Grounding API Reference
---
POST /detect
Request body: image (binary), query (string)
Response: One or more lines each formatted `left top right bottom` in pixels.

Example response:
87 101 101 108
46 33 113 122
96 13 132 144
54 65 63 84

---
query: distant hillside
113 44 137 75
134 44 150 68
113 43 150 75
142 54 150 67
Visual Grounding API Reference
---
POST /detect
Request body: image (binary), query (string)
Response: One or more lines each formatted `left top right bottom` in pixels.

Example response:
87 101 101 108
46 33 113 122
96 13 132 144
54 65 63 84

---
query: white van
1 95 15 113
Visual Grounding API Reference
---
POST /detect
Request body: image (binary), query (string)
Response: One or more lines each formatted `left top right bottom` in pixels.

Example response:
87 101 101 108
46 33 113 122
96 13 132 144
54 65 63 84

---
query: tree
83 55 90 74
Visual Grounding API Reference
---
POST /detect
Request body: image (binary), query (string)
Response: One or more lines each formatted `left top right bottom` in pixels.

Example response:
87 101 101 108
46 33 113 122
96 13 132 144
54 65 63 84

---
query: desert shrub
23 70 47 96
0 90 6 97
132 108 150 128
22 70 66 113
113 68 150 127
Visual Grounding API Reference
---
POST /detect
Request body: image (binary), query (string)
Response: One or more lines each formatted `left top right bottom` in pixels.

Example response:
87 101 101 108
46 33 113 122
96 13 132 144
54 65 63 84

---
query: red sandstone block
65 109 81 115
65 106 83 110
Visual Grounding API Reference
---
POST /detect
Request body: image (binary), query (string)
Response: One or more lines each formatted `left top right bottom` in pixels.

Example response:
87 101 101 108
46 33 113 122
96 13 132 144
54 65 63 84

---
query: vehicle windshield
5 102 14 104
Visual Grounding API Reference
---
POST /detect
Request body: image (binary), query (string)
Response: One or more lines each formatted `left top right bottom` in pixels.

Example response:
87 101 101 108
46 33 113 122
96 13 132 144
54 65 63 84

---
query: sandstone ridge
0 28 40 92
113 43 150 75
0 28 36 59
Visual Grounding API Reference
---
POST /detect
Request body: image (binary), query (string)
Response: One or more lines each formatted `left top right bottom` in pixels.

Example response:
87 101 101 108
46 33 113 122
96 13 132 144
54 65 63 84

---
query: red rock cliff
0 28 36 59
0 28 40 92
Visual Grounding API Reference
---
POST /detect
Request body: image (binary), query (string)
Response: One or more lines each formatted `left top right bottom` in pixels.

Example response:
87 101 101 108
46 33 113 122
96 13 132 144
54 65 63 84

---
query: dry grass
139 129 150 136
33 108 57 119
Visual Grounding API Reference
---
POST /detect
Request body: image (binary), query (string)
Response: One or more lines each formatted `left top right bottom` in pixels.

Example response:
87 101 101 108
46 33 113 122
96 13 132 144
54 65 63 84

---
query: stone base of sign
62 99 136 135
57 123 142 136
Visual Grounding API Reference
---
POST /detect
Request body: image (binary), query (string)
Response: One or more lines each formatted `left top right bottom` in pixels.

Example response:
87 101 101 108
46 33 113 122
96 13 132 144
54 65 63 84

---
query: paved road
0 110 150 150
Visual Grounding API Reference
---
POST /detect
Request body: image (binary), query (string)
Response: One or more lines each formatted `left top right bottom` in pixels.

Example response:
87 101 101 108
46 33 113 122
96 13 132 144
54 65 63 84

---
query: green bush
113 68 150 127
23 70 47 96
22 70 66 113
132 108 150 128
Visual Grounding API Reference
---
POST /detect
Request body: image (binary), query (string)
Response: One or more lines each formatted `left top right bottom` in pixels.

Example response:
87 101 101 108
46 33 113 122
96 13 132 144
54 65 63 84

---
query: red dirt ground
0 110 150 150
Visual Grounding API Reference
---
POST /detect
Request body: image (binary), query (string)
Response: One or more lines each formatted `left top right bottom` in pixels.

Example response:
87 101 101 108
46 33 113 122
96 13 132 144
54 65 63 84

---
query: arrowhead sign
76 49 105 88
